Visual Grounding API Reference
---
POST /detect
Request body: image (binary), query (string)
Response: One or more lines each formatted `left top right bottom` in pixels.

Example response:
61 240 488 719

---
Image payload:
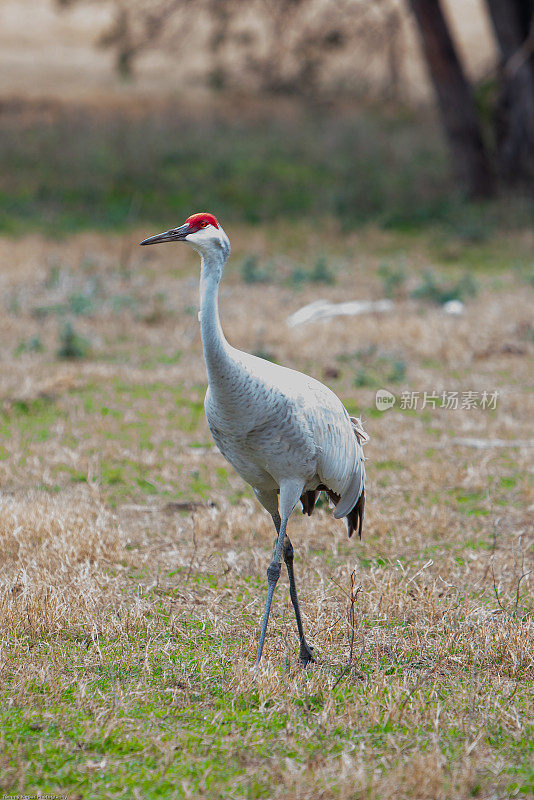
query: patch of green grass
288 256 335 286
505 757 534 796
3 619 531 800
411 271 478 305
449 488 489 517
94 458 170 505
499 476 517 489
189 469 210 498
377 258 407 298
0 378 213 503
240 254 271 284
0 397 64 444
513 260 534 286
338 346 406 389
35 291 96 318
57 321 90 360
374 459 403 471
14 335 44 356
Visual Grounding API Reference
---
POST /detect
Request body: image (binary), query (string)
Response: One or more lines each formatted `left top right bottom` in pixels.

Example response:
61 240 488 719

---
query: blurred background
2 0 534 233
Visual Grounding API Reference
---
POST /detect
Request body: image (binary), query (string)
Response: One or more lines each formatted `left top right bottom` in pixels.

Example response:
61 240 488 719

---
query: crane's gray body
205 348 365 521
140 215 367 664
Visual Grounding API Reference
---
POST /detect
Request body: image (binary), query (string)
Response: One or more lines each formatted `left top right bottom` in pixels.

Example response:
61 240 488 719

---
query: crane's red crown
185 212 219 232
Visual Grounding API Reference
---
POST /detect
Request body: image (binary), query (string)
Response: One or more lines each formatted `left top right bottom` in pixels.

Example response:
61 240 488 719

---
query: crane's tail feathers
301 415 367 537
332 464 365 520
333 415 367 537
345 487 365 539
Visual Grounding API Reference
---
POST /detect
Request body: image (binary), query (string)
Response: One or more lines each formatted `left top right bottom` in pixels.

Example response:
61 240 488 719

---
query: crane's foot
299 640 315 668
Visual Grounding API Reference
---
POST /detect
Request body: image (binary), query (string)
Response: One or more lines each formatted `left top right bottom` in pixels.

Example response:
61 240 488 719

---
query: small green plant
353 367 374 387
45 263 61 288
68 292 94 316
288 267 308 286
14 336 44 356
56 322 90 360
241 255 270 284
289 257 334 286
352 359 405 388
513 260 534 286
110 294 138 313
411 271 477 305
339 346 406 388
378 259 406 298
141 292 169 325
34 288 97 318
310 256 334 284
7 293 20 314
389 359 406 383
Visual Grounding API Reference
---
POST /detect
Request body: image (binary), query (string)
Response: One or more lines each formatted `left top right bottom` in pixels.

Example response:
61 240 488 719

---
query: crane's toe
299 640 315 668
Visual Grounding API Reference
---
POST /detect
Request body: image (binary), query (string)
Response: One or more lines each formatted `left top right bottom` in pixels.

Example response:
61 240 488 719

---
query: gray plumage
140 213 368 665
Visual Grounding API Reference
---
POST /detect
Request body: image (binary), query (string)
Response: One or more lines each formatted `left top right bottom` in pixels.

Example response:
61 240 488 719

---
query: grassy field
0 208 532 798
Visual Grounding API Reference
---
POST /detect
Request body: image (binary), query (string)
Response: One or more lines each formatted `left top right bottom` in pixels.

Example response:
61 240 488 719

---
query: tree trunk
409 0 493 197
485 0 534 182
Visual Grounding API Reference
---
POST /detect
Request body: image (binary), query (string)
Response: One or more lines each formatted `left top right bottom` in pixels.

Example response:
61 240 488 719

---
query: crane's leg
256 480 303 664
264 513 313 664
282 535 315 667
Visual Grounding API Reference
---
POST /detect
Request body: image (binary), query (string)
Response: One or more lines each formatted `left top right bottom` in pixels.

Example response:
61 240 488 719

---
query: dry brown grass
0 224 532 798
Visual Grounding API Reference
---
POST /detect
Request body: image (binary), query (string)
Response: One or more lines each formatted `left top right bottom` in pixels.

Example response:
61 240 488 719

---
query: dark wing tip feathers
300 490 319 516
346 488 365 539
301 485 365 539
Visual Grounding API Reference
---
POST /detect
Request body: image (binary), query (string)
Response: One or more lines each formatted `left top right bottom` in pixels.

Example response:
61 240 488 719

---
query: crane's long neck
199 251 235 386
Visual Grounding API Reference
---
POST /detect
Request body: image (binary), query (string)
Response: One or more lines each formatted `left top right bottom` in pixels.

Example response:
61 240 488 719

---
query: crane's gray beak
140 223 190 246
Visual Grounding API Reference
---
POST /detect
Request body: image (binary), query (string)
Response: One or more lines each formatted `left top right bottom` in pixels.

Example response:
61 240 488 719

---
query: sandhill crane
141 212 368 666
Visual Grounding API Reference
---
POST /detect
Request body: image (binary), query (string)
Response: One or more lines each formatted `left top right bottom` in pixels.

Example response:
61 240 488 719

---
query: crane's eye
200 221 208 228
